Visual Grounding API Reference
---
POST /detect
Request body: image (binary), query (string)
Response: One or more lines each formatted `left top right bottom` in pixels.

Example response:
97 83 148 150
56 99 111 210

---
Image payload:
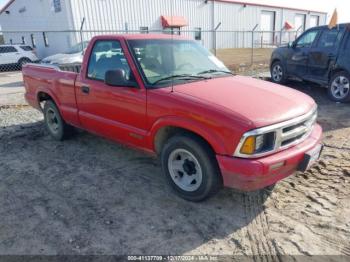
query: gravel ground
0 74 349 256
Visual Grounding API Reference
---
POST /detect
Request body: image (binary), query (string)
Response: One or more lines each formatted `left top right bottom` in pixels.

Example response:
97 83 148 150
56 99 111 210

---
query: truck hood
173 75 315 127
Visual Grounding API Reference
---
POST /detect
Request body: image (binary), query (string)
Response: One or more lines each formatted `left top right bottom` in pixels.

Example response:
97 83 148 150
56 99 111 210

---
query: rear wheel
160 134 222 201
271 61 286 84
43 100 73 141
18 58 32 69
328 71 350 102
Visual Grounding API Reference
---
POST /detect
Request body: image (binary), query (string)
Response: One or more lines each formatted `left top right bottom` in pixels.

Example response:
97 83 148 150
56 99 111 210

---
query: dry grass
216 48 274 73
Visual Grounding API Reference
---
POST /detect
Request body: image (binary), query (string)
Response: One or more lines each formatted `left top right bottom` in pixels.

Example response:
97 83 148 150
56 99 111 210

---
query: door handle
81 86 90 94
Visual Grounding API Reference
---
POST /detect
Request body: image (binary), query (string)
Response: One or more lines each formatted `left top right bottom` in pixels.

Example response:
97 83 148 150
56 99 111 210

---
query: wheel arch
36 89 61 112
17 57 32 64
150 117 226 156
270 58 281 68
329 68 349 82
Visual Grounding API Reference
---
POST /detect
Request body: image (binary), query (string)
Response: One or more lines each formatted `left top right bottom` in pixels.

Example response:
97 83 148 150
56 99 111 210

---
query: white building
0 0 327 58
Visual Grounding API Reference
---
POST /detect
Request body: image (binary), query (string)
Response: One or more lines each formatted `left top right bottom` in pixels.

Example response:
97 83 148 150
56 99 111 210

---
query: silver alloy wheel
272 64 283 82
167 148 203 192
46 108 60 134
331 75 350 99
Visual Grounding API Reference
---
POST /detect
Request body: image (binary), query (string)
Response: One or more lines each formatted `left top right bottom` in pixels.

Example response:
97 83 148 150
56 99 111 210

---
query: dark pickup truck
270 23 350 102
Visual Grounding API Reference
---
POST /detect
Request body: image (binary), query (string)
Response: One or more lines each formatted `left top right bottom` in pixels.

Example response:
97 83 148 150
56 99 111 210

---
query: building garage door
295 14 306 36
309 15 319 28
260 11 275 46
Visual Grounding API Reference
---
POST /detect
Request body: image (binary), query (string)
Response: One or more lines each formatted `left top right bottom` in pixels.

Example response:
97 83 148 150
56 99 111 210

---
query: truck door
286 29 320 78
308 27 345 82
75 39 147 148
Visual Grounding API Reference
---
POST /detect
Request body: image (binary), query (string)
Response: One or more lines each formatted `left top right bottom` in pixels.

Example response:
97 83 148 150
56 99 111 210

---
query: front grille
276 109 317 149
234 107 318 158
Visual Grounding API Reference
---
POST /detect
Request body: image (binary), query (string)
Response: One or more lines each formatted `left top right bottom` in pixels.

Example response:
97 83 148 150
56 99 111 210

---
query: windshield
66 41 89 54
128 39 231 87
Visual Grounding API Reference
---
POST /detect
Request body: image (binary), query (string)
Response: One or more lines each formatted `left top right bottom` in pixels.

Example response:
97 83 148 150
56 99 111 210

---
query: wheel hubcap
331 76 350 99
272 65 283 82
168 149 203 192
46 108 60 134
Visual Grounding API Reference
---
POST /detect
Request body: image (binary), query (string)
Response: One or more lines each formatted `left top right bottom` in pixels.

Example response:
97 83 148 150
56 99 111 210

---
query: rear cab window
87 40 135 83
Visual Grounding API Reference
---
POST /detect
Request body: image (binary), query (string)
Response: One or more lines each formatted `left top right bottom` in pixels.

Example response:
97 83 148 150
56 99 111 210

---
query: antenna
80 17 86 54
171 0 174 93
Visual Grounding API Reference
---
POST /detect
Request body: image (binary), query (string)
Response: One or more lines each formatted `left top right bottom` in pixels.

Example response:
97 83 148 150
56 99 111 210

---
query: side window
295 30 319 48
0 46 17 53
87 40 134 83
317 29 344 49
20 46 33 51
194 27 202 40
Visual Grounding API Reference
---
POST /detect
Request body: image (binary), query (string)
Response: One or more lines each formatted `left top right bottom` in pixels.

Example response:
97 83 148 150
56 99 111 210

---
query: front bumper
217 124 322 191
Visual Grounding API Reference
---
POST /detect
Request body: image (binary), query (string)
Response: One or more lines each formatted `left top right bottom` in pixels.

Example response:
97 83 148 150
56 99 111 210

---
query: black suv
270 23 350 102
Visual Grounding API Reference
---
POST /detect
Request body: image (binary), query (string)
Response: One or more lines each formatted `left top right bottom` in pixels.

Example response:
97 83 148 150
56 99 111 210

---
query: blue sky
0 0 6 9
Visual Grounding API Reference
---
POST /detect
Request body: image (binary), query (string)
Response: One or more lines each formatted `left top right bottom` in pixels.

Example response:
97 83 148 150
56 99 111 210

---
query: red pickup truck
23 34 323 201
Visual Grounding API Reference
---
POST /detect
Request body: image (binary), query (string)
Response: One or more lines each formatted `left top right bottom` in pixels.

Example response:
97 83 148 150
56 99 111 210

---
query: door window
316 29 344 49
0 46 17 53
295 30 318 48
87 40 134 83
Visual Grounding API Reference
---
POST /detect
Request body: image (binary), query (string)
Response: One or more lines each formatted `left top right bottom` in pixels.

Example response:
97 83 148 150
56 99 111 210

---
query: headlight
235 107 317 158
238 132 275 155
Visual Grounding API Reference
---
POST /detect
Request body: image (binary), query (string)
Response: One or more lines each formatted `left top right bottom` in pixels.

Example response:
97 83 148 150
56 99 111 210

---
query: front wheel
271 61 286 84
160 135 222 201
328 71 350 102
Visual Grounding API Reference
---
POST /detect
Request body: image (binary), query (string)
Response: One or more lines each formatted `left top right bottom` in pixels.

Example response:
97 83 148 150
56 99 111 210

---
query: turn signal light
240 136 255 154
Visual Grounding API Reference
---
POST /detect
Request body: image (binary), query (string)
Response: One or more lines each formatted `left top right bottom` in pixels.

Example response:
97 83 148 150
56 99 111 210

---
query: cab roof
312 23 350 30
91 34 191 41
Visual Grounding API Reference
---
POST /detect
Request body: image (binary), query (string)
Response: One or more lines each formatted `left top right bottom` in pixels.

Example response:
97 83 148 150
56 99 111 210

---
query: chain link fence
0 29 302 73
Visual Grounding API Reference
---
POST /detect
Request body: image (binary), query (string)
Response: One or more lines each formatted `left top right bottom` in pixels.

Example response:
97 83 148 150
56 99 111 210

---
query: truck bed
22 63 80 125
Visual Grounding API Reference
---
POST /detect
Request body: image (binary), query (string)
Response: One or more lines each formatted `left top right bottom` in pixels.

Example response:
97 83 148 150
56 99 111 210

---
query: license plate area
298 144 323 172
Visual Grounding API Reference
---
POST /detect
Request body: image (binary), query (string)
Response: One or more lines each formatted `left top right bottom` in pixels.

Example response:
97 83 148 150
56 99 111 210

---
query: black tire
264 183 276 192
43 100 73 141
160 134 222 201
270 61 287 84
18 58 32 69
328 71 350 103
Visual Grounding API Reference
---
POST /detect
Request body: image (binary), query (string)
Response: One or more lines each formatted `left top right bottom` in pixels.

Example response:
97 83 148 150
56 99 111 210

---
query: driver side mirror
288 41 295 48
104 69 138 88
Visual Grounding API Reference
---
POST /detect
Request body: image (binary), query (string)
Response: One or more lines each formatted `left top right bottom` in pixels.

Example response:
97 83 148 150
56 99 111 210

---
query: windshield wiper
152 74 211 85
197 69 234 75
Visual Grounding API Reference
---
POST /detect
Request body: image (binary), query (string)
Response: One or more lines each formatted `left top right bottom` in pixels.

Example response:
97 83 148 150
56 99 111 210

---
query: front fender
271 49 287 69
147 116 227 155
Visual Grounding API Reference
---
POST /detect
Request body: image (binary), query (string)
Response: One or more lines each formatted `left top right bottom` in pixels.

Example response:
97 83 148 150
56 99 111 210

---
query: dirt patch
0 79 349 255
216 48 273 73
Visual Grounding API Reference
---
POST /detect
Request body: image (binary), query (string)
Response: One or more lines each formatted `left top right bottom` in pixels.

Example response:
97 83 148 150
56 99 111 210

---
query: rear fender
36 87 61 111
